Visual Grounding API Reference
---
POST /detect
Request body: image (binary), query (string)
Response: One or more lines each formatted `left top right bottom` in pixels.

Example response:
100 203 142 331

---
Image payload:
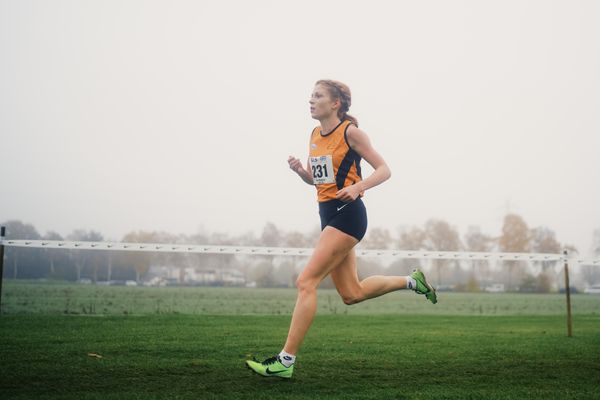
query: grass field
1 281 600 399
3 280 600 316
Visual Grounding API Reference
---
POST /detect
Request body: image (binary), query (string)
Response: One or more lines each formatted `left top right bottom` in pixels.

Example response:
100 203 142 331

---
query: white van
584 285 600 294
485 283 505 293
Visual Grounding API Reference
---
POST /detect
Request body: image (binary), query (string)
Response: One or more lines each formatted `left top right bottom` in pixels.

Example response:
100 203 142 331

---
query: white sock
278 350 296 367
405 276 417 290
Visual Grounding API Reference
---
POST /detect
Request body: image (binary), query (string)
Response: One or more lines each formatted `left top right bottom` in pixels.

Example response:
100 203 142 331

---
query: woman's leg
330 249 410 305
282 226 358 355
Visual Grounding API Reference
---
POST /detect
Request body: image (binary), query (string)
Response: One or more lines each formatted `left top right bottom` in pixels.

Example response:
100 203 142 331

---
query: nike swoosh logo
265 368 287 375
337 203 350 212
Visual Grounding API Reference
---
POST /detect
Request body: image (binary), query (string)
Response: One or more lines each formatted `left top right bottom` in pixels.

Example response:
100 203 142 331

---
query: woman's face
309 84 339 120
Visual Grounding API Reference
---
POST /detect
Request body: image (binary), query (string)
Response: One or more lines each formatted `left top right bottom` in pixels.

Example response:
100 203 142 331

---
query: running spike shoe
246 355 294 378
410 268 438 304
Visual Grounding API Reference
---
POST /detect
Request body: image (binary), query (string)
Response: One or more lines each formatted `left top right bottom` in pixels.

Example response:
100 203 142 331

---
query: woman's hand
336 183 362 202
288 156 304 174
288 156 314 185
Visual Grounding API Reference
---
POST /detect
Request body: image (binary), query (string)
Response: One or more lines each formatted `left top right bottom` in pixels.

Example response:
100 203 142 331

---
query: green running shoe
410 268 438 304
246 355 294 378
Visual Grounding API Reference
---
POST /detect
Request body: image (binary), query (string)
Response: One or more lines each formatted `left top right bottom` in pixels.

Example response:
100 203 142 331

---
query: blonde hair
315 79 358 127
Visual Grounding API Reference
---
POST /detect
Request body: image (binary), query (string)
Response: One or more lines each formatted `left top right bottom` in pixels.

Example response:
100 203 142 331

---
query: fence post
0 226 5 314
563 250 573 337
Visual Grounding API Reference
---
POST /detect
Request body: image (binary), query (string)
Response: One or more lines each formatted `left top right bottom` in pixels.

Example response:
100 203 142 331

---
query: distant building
146 265 245 286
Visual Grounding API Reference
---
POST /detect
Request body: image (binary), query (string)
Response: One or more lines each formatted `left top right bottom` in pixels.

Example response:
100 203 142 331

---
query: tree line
1 215 599 291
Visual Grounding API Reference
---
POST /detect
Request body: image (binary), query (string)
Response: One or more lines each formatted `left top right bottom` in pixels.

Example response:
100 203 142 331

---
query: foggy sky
1 0 599 257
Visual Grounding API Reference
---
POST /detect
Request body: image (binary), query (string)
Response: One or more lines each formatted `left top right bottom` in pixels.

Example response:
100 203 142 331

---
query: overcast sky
1 0 599 257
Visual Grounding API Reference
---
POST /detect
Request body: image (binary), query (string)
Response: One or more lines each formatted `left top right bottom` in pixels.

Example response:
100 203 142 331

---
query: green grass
1 314 600 399
3 280 600 316
1 282 600 399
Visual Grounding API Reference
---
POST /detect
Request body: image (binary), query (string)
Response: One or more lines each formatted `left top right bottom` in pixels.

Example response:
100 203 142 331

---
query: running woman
246 79 437 378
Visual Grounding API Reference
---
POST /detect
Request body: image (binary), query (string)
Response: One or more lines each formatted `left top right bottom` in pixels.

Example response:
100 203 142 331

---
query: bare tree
120 231 156 283
1 220 41 279
464 225 494 285
581 230 600 287
499 214 530 290
391 226 427 276
360 227 392 250
67 229 103 282
424 219 462 286
261 222 282 247
42 230 63 275
530 227 561 269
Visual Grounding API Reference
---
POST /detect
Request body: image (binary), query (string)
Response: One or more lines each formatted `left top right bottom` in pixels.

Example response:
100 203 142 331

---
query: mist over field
1 1 599 260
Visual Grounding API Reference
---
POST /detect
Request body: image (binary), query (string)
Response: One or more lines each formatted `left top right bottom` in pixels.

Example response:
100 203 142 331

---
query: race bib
310 155 335 184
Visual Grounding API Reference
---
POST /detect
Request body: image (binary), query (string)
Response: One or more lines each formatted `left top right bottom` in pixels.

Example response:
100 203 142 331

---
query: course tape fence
1 239 599 265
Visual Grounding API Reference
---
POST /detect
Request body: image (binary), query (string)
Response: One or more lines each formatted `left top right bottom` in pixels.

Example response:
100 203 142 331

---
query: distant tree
499 214 530 252
237 231 259 246
425 219 462 252
356 258 386 281
593 229 600 257
519 272 552 293
42 230 64 276
261 222 282 247
272 261 296 287
536 272 553 293
161 232 193 283
387 259 414 277
519 273 538 292
581 264 600 287
1 220 41 240
424 219 462 286
530 227 561 253
397 226 427 250
530 226 561 271
392 226 428 274
2 220 42 279
464 226 494 253
499 214 530 291
360 227 392 250
251 261 275 287
581 229 600 286
121 231 162 283
454 275 481 292
464 226 494 281
67 229 104 282
43 231 63 240
255 222 282 275
170 230 238 284
283 230 311 277
283 230 310 248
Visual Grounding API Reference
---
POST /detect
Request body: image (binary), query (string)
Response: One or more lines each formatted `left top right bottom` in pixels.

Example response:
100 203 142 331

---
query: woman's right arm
288 156 314 185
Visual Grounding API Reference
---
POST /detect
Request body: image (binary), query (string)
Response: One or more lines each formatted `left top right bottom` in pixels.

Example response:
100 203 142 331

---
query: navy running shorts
318 197 368 241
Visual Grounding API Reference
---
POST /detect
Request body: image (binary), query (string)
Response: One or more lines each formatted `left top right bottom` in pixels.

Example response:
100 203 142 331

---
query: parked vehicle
584 285 600 294
484 283 505 293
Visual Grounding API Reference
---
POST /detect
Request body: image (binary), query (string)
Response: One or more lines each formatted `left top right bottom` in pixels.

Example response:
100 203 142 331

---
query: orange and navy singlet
309 119 368 241
309 120 363 202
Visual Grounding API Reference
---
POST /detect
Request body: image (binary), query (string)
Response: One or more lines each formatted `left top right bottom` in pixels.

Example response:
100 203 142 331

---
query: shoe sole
245 361 293 379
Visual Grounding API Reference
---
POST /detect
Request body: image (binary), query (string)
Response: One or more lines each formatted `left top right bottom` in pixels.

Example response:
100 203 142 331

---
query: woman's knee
341 290 363 305
295 275 318 294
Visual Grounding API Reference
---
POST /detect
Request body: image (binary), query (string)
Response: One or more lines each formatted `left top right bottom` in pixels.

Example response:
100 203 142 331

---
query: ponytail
343 112 358 127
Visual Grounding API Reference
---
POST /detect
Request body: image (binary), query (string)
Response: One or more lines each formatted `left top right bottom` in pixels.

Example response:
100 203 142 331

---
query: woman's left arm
335 125 391 202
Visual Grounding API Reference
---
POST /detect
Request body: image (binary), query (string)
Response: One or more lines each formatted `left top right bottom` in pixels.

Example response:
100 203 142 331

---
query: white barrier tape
1 239 599 265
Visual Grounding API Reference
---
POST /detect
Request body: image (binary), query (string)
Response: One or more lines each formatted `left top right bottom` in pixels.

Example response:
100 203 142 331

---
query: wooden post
0 226 5 314
563 250 573 337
